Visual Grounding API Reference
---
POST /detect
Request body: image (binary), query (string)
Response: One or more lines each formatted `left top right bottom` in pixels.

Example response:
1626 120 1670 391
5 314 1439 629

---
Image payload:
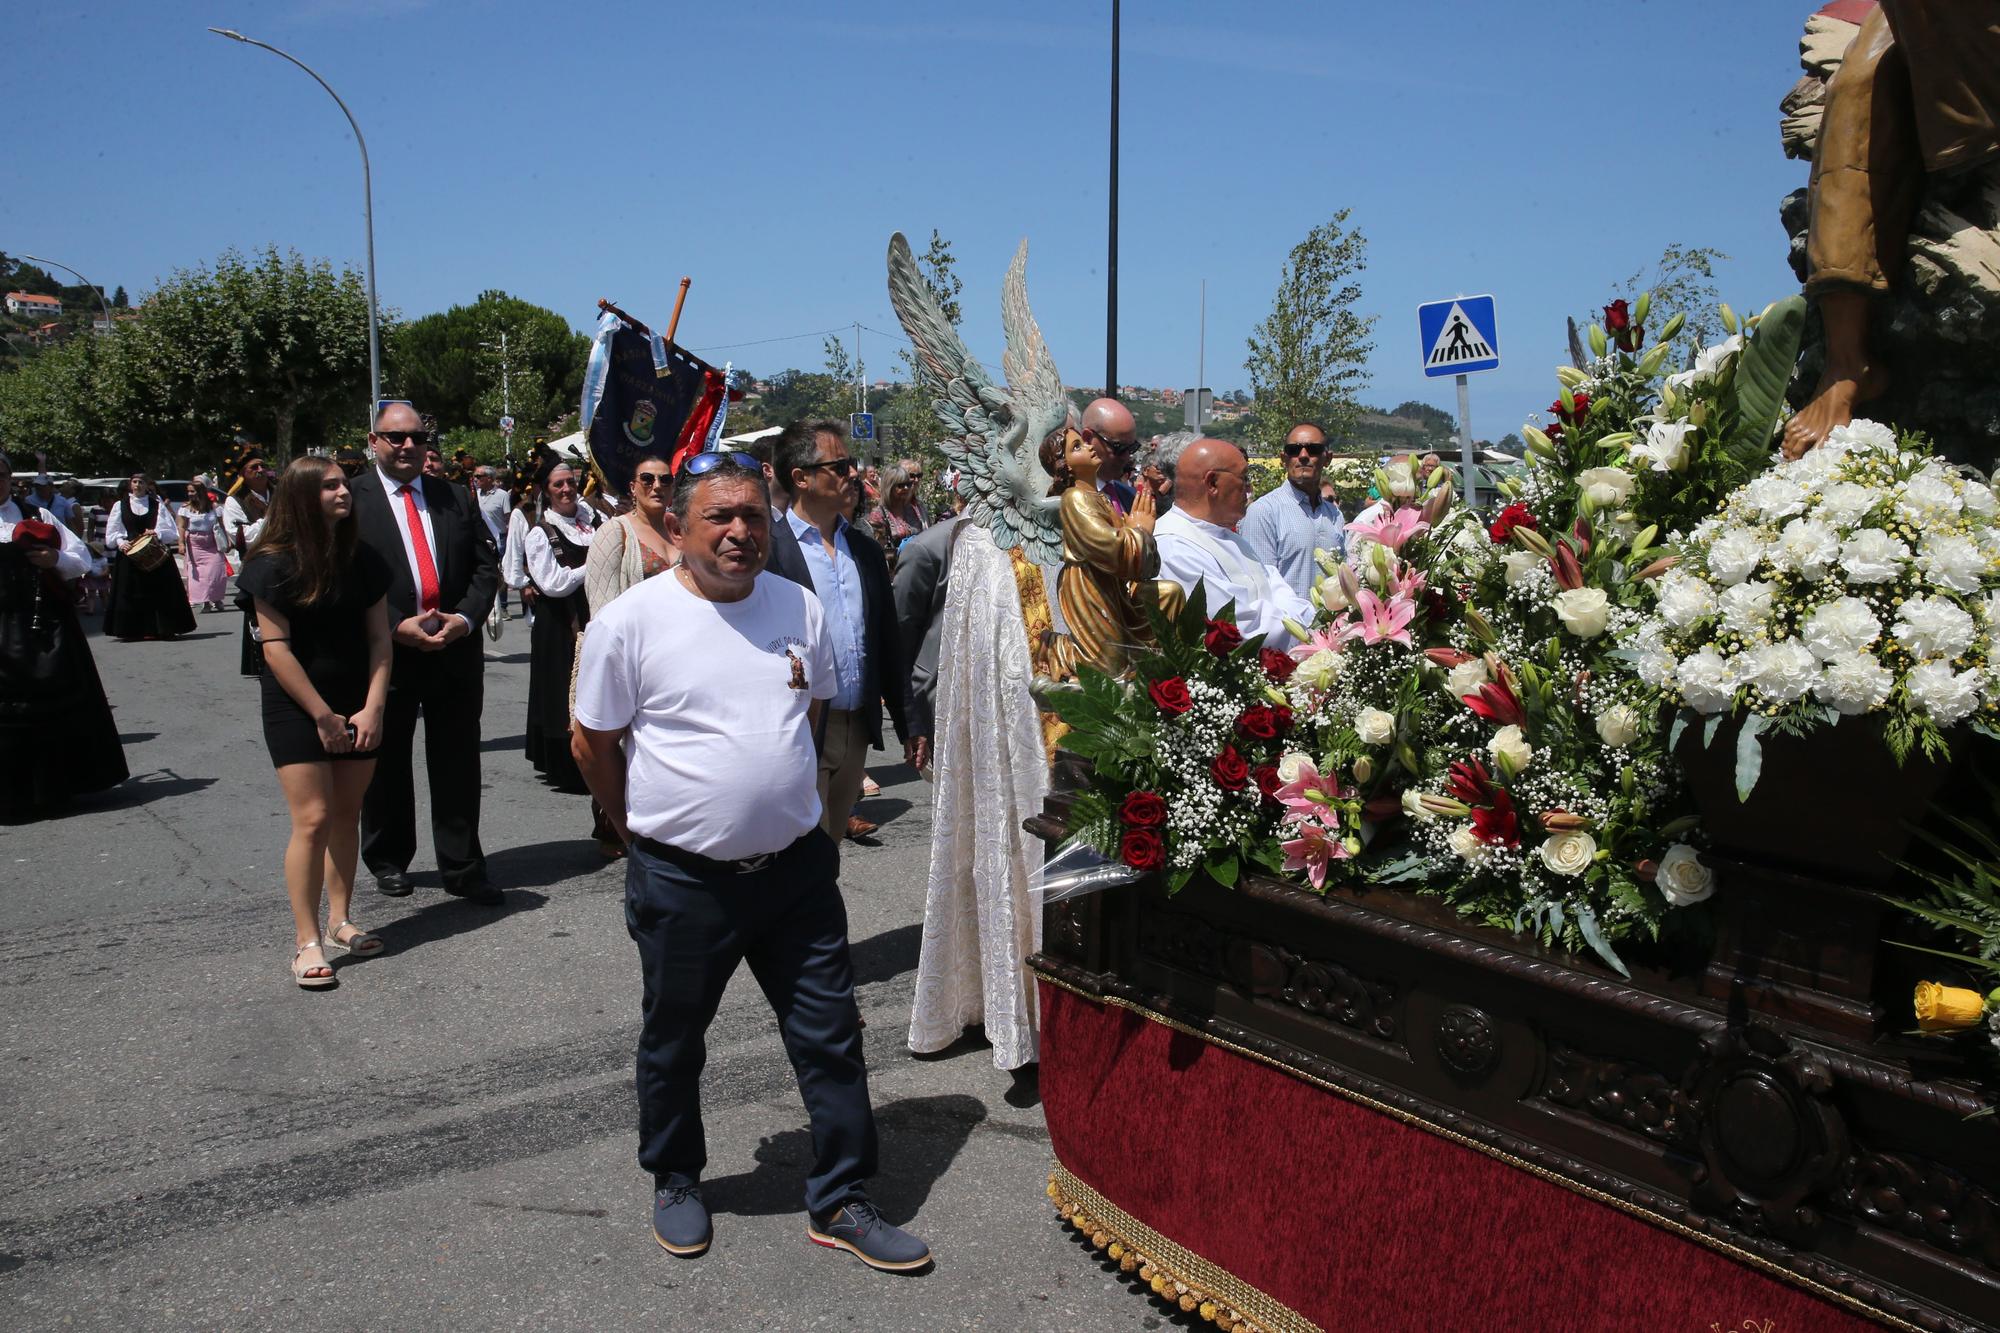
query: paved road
0 611 1162 1331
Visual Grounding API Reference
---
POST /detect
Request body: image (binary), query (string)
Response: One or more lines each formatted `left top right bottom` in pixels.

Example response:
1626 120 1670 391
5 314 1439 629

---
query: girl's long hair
246 457 354 605
183 481 215 514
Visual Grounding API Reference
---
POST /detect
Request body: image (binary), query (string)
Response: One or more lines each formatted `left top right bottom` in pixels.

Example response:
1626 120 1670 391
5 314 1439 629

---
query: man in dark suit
350 402 503 903
764 420 905 847
890 512 969 777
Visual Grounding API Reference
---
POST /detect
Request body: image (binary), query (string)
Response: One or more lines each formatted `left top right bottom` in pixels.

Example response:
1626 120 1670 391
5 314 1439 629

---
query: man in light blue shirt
1240 423 1346 598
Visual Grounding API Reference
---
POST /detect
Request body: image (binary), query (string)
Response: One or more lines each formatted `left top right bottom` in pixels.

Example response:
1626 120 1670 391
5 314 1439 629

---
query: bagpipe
578 279 741 500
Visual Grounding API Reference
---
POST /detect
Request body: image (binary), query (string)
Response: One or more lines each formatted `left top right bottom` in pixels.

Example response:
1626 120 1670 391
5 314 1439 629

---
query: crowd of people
0 391 1371 1275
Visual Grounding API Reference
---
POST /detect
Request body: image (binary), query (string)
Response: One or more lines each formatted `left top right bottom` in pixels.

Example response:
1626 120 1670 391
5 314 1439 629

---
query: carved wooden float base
1030 861 2000 1332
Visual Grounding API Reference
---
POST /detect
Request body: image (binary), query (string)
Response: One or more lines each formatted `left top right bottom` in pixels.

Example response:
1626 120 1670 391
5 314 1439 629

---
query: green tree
387 290 587 434
1245 208 1375 449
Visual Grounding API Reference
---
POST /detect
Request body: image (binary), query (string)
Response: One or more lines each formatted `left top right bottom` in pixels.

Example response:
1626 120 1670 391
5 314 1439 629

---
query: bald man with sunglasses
348 402 503 903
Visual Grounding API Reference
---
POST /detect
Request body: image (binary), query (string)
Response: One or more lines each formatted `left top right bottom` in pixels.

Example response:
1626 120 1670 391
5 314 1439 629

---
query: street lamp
20 254 113 334
207 27 381 421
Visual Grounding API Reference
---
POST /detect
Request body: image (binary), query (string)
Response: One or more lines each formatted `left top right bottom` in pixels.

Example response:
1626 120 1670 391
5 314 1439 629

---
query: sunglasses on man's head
681 451 762 478
374 429 432 446
1283 442 1328 458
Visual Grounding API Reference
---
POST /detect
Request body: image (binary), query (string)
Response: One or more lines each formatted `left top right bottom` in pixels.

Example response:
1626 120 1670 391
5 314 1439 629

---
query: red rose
1235 706 1278 741
1603 299 1643 352
1488 503 1538 545
1211 745 1249 791
1550 392 1591 426
1119 827 1165 872
1203 618 1243 656
1118 790 1167 828
1545 420 1565 442
1271 704 1294 734
1254 765 1282 802
1149 677 1193 715
1260 648 1297 683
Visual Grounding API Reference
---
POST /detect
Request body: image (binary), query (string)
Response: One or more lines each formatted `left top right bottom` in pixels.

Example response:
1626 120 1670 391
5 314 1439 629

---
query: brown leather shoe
846 815 879 840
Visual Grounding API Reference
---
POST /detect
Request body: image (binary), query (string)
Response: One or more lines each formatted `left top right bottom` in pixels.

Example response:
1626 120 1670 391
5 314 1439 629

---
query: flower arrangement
1632 418 2000 784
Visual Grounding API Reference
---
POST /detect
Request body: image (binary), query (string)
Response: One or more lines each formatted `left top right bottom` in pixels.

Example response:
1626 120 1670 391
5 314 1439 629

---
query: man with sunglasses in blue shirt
572 450 930 1274
766 419 905 849
1240 422 1346 598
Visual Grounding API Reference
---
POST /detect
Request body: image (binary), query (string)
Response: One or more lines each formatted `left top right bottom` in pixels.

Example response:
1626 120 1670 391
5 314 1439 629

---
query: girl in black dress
239 457 395 989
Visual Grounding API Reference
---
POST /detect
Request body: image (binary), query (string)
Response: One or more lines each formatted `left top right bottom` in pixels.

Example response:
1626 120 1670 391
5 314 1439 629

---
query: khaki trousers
816 707 868 843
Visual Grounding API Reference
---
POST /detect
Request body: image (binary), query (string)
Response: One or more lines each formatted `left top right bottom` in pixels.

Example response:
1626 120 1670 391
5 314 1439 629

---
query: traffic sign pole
1455 374 1477 510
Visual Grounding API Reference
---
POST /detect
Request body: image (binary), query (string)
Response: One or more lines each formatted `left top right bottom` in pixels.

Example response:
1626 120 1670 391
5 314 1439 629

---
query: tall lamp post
1105 0 1120 397
21 254 113 333
208 27 381 420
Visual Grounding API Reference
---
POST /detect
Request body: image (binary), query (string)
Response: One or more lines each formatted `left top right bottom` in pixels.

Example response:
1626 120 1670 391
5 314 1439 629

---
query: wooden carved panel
1138 906 1399 1044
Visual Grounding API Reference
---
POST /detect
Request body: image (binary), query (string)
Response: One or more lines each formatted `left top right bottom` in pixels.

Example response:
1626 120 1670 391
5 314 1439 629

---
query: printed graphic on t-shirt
764 634 811 691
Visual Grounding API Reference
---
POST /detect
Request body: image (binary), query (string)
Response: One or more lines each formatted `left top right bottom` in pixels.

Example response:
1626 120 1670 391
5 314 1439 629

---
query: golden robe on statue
1049 486 1159 682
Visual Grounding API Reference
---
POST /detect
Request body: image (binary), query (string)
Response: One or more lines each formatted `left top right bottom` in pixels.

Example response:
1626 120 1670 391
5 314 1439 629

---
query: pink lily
1340 589 1417 648
1279 811 1354 890
1346 505 1431 551
1287 625 1347 662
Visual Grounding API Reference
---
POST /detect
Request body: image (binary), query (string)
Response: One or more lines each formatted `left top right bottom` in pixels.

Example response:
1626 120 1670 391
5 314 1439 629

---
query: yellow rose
1914 981 1987 1032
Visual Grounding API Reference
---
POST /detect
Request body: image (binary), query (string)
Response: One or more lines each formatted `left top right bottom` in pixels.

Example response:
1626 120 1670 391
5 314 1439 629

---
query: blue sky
9 0 1809 439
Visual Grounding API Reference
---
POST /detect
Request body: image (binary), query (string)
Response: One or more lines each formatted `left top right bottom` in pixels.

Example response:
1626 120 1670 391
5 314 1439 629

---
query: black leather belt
632 834 783 875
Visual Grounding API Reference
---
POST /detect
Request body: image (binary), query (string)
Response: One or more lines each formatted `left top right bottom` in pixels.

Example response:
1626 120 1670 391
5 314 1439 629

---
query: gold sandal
292 940 336 989
330 920 384 956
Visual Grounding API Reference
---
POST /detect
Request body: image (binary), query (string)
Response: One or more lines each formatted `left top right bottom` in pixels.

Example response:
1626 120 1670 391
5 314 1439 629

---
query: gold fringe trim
1049 1164 1323 1333
1035 970 1918 1333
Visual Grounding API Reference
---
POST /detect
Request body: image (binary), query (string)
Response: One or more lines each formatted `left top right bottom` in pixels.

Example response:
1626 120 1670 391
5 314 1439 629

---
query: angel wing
886 231 1063 565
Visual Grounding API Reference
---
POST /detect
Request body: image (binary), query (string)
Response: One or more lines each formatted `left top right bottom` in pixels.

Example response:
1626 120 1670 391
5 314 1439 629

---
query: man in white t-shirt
571 452 931 1275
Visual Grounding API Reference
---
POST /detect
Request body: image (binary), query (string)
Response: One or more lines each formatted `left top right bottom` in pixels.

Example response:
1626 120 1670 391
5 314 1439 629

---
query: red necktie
399 484 441 613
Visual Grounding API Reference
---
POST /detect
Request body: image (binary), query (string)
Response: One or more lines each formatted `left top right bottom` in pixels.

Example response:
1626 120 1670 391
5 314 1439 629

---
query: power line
686 325 851 353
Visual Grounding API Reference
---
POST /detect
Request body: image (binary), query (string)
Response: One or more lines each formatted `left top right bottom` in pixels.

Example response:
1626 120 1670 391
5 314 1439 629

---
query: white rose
1801 596 1881 660
1815 650 1893 715
1448 824 1488 863
1445 659 1491 699
1551 586 1611 639
1908 660 1983 726
1815 481 1880 529
1773 518 1840 582
1539 829 1597 877
1674 648 1737 715
1717 581 1775 637
1576 466 1636 508
1656 572 1717 630
1294 649 1344 690
1488 724 1533 773
1595 704 1641 747
1354 707 1397 745
1840 528 1911 585
1919 533 1987 594
1656 844 1716 906
1633 420 1692 472
1317 574 1351 612
1502 549 1543 586
1748 639 1819 704
1707 528 1767 586
1388 473 1418 499
1275 751 1312 785
1893 594 1977 660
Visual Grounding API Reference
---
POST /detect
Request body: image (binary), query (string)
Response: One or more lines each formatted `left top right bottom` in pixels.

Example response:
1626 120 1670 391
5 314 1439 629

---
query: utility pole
482 328 513 467
1198 278 1206 401
1105 0 1120 396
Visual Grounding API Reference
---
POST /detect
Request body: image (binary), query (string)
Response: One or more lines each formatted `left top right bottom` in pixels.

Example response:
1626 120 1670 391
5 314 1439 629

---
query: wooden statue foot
1781 363 1888 459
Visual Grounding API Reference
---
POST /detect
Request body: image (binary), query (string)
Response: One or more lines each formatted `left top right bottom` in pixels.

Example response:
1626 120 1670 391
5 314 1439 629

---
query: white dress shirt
1153 506 1313 651
522 507 596 599
376 466 470 633
502 507 533 591
1 495 91 580
221 489 271 554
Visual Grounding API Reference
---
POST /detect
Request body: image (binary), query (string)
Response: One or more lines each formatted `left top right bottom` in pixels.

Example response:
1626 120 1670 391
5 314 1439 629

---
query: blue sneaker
652 1179 711 1257
807 1198 932 1272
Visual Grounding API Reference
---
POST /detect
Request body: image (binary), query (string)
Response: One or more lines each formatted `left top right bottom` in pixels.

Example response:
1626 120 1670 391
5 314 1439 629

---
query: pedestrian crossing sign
1418 295 1500 378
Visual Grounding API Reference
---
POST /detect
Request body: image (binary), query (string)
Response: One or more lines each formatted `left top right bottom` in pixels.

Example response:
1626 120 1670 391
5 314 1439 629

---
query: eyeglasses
633 471 670 488
373 429 432 446
795 456 855 479
682 451 762 477
1282 442 1328 458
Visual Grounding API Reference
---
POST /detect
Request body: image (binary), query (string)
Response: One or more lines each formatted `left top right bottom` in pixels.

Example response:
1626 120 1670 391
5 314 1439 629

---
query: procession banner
583 321 713 498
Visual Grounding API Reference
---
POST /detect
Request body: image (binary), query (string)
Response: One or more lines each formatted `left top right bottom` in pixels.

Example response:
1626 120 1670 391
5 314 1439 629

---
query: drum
125 532 168 572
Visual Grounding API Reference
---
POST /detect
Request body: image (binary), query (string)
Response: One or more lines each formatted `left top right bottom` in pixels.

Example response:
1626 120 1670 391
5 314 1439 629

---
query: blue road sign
850 411 876 443
1418 295 1500 378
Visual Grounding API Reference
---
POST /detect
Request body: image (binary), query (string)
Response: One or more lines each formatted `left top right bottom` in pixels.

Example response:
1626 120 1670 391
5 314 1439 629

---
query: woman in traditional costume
520 459 619 853
177 480 229 612
0 452 128 822
103 471 196 641
238 457 394 989
583 453 677 614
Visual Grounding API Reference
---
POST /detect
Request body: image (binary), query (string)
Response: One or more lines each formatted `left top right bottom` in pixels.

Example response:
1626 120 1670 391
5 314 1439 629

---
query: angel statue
890 230 1157 1081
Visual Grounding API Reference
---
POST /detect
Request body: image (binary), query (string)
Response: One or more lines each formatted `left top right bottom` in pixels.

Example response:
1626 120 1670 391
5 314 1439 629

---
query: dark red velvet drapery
1038 981 1885 1332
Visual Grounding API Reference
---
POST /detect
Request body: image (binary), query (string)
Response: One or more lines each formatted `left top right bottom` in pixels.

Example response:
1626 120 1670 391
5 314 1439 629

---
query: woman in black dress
238 457 394 989
103 471 196 642
0 451 128 821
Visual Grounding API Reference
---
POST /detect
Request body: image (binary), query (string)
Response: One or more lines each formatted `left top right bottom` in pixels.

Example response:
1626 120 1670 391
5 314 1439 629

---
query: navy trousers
623 828 877 1216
